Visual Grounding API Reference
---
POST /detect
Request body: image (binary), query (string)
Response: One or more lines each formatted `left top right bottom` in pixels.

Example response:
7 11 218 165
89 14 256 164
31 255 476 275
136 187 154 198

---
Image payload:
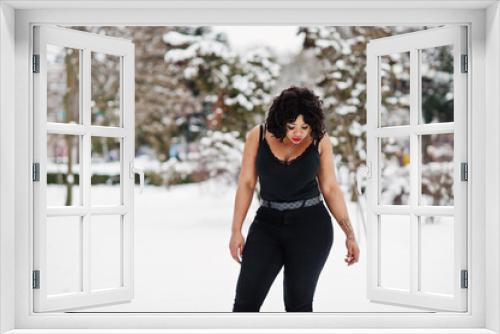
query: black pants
232 201 334 312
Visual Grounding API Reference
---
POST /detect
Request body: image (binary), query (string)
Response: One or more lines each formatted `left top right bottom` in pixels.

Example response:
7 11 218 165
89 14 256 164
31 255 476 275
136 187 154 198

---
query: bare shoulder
318 133 332 155
239 125 262 188
242 124 262 157
245 124 261 142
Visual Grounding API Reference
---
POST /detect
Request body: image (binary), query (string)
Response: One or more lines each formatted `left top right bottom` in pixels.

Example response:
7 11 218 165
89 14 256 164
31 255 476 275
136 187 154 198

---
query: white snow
45 177 452 312
162 31 200 46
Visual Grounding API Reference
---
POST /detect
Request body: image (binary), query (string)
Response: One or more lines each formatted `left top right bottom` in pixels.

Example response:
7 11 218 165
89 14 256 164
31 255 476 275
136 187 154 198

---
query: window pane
91 52 121 127
420 45 454 124
91 215 122 290
47 44 80 124
91 136 122 206
419 215 454 296
420 133 454 206
380 214 410 291
47 134 81 206
47 216 82 295
380 136 410 205
379 52 410 127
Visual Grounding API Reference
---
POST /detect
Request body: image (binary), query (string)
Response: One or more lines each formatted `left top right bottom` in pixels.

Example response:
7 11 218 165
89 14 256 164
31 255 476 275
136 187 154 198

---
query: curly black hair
264 85 326 143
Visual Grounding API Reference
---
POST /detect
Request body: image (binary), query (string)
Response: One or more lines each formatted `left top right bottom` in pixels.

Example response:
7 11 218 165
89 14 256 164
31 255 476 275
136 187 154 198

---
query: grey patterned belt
259 194 323 211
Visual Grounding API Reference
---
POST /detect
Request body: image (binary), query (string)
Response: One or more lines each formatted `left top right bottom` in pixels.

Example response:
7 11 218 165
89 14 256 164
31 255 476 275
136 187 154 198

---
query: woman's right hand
229 232 245 264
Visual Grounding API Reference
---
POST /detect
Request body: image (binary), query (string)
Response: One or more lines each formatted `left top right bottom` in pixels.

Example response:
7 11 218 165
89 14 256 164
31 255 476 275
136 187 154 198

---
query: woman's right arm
229 125 260 263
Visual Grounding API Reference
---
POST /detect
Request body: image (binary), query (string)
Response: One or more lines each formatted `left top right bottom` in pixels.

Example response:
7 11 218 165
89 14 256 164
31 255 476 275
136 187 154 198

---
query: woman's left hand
345 239 360 266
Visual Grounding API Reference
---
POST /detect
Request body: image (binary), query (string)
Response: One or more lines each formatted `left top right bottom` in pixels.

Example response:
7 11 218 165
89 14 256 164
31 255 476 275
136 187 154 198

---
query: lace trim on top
260 124 317 166
263 139 315 165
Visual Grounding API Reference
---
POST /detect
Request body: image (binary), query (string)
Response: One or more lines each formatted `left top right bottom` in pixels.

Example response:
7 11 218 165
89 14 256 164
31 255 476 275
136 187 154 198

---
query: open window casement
33 25 141 312
365 25 468 312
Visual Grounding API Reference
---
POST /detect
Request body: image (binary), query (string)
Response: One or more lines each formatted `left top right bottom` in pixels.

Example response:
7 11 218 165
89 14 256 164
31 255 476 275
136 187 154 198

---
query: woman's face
285 114 311 145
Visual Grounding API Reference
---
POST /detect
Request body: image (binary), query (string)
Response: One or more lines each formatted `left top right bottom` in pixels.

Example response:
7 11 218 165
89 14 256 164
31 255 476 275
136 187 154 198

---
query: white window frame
0 1 499 333
33 25 136 312
365 25 469 312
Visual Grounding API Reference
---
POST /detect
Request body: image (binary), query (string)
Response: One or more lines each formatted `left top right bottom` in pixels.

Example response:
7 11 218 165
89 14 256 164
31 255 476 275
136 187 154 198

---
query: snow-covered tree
297 26 426 201
163 27 281 138
70 26 202 162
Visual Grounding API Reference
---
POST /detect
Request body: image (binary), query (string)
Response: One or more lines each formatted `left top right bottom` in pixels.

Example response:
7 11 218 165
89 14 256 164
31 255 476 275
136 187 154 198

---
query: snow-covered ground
46 178 451 313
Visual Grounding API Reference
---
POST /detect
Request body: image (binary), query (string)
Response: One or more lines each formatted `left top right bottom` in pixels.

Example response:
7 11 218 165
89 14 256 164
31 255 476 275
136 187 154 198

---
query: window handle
129 161 144 194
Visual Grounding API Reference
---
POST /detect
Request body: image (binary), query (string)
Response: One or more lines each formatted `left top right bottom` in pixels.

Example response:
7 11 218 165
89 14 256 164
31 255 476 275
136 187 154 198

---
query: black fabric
256 123 321 202
232 203 334 312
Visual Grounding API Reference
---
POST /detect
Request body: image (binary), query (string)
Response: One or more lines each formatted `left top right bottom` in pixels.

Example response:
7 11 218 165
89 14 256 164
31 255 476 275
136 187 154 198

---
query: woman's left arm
316 135 360 266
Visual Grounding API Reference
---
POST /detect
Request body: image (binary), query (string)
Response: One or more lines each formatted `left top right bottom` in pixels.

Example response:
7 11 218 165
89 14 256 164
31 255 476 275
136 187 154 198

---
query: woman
229 86 360 312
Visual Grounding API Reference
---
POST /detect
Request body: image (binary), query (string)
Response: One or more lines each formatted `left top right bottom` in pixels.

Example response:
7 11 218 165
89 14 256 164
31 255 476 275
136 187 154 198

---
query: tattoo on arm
338 217 355 241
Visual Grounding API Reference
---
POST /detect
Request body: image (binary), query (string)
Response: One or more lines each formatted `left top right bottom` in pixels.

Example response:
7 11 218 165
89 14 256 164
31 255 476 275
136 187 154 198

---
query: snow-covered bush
161 130 244 186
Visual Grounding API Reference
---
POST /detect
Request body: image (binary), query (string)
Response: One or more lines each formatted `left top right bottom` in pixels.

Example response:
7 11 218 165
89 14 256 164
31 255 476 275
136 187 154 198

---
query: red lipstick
292 137 301 142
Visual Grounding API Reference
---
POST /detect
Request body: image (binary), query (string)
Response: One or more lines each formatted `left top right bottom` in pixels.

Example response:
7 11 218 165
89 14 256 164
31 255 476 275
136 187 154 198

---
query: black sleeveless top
256 123 321 202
